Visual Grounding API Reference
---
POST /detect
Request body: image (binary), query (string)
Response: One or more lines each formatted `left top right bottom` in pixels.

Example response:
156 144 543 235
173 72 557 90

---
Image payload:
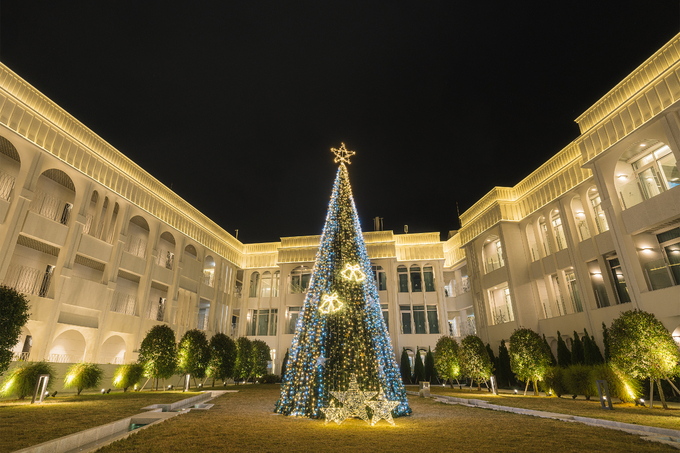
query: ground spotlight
106 388 111 394
168 384 173 390
514 389 518 394
198 383 203 389
101 389 106 394
51 391 58 397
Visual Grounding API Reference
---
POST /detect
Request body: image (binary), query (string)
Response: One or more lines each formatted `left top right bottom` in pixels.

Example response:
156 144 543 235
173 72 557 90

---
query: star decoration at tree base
321 402 347 425
366 390 400 426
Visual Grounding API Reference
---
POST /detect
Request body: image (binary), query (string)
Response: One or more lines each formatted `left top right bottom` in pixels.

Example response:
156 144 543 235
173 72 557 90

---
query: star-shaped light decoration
319 292 343 314
366 390 400 426
331 142 356 165
340 263 366 282
321 401 347 425
317 355 328 367
330 375 377 423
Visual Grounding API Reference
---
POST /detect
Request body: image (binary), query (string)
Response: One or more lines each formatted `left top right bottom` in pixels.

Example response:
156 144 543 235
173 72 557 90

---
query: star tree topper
329 375 377 423
331 142 356 165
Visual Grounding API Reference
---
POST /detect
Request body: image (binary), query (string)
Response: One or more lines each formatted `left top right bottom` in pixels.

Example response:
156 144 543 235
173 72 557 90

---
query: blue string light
275 163 411 419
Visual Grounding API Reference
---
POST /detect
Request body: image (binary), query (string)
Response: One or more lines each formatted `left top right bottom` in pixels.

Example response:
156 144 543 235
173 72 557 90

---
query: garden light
101 389 106 394
514 389 518 394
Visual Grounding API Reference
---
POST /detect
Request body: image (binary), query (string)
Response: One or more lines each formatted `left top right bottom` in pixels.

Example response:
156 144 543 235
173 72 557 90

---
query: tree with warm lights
112 363 143 392
177 329 211 387
275 144 410 419
459 335 493 390
138 324 177 390
608 310 680 409
0 361 54 399
207 333 237 386
434 336 460 388
509 328 551 396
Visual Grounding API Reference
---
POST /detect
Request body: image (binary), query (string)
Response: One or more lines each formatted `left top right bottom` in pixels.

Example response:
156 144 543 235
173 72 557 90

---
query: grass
94 384 676 452
429 386 680 431
0 390 201 452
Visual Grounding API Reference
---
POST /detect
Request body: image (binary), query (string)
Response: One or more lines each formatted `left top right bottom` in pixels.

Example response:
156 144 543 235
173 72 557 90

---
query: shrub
112 363 144 392
0 361 55 399
583 329 604 365
434 337 460 387
400 348 411 384
556 331 571 367
259 374 280 384
591 363 641 403
602 322 611 362
564 364 595 400
424 347 436 382
459 335 493 390
508 328 552 395
64 363 103 395
571 331 584 365
496 340 514 388
251 340 271 378
177 329 211 382
540 366 567 397
413 351 425 383
138 324 177 390
0 285 31 374
608 310 680 408
206 333 237 386
234 337 254 382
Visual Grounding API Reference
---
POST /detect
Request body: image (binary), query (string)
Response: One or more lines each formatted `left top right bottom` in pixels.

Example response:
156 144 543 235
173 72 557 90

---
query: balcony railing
12 351 30 361
643 258 676 290
485 252 505 273
110 292 137 316
202 270 215 287
156 250 174 270
47 353 80 363
99 356 125 365
0 170 15 201
146 299 165 322
125 235 147 259
4 264 54 298
28 190 72 225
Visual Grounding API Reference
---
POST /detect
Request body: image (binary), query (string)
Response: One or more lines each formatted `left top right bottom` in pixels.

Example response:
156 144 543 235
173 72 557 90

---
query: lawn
428 386 680 431
95 384 676 452
0 390 201 452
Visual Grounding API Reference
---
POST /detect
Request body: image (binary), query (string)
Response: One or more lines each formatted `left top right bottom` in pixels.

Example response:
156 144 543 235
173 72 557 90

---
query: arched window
184 244 198 258
482 235 504 273
203 256 216 287
126 215 150 259
538 216 552 255
423 265 435 292
249 271 260 298
290 266 311 294
410 264 422 292
0 136 20 202
272 271 280 297
158 232 176 269
588 187 609 233
261 271 272 297
551 210 566 251
397 265 408 293
29 169 76 226
526 224 539 261
571 196 590 241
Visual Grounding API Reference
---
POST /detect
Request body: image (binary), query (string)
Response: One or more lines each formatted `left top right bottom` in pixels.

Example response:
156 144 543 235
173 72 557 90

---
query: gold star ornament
321 402 347 425
366 390 400 426
331 142 356 165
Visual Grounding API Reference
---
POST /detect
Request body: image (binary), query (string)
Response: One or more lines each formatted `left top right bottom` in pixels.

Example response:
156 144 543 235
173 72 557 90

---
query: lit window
539 217 552 255
571 196 591 241
400 305 412 334
565 271 583 313
285 307 300 334
589 188 609 233
483 236 504 272
488 286 514 325
381 304 389 330
397 266 408 293
608 257 631 304
551 211 567 251
290 267 311 294
272 271 280 297
410 264 422 292
588 261 610 308
248 272 260 298
372 265 387 291
423 266 435 292
427 305 439 334
413 305 426 333
260 271 272 297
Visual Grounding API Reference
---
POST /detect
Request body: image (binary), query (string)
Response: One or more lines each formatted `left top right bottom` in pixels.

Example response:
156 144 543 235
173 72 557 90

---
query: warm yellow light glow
66 373 75 385
114 375 122 385
331 142 356 165
340 263 366 282
319 292 343 314
3 378 14 393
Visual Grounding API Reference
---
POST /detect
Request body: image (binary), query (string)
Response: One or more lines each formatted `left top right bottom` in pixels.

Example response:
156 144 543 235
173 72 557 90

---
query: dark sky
2 2 679 243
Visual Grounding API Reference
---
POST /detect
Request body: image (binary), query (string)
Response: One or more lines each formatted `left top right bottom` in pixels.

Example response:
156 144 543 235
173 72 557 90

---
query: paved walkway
408 390 680 449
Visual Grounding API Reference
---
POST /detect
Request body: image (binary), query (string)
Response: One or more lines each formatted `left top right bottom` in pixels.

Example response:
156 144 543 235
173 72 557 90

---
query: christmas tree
275 144 411 420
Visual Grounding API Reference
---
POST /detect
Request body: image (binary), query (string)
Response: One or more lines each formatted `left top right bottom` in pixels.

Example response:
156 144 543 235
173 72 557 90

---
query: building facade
4 32 680 376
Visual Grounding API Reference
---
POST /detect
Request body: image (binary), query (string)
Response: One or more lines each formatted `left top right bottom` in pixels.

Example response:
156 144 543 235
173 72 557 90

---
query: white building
4 31 680 376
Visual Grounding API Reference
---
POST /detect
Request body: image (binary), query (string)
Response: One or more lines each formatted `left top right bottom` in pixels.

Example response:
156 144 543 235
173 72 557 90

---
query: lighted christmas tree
275 144 411 420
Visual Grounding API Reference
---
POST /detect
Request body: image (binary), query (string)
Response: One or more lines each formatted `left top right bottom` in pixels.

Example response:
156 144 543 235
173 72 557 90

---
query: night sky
1 2 679 243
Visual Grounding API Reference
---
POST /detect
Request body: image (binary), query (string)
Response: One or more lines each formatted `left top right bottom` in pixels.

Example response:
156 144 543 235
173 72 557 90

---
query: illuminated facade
3 32 680 376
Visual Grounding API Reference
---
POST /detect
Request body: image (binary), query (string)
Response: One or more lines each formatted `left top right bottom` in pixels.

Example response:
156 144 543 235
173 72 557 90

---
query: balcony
197 313 208 331
3 264 53 298
28 190 72 225
485 252 504 274
0 169 15 201
110 292 137 316
146 299 165 322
